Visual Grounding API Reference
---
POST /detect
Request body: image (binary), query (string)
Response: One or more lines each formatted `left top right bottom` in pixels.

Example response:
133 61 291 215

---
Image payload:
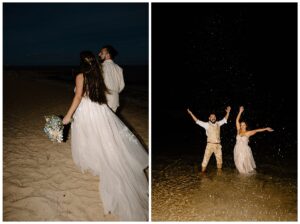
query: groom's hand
225 106 231 113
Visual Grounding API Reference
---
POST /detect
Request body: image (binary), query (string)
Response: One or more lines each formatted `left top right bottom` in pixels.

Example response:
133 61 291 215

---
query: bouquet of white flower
44 115 64 143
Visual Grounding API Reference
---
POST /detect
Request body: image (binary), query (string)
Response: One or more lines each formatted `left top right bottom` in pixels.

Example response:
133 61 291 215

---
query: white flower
44 115 64 143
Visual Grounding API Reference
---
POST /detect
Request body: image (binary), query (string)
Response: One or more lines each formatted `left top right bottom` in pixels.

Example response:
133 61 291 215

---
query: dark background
152 3 297 171
3 3 148 66
3 3 149 85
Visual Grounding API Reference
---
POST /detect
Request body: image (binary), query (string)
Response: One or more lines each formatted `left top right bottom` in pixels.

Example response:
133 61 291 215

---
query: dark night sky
3 3 148 66
152 3 297 162
153 3 296 108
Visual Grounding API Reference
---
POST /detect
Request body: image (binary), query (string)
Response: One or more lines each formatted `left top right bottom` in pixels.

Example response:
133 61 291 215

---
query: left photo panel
3 3 149 221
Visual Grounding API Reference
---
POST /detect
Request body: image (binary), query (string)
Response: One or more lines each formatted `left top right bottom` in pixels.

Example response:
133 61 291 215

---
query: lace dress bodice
234 134 256 174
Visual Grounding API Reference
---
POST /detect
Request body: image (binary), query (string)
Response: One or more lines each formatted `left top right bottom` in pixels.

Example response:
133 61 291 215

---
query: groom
98 45 125 112
187 106 231 173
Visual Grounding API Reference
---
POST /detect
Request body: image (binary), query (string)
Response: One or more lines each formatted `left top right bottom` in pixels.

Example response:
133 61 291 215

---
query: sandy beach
3 72 148 221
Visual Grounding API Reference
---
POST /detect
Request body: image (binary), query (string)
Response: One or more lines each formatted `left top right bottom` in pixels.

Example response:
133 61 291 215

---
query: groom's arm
187 108 198 122
224 106 231 121
219 106 231 126
118 67 125 93
187 109 208 129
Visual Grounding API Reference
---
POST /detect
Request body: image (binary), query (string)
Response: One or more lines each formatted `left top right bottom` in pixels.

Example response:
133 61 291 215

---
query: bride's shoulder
237 131 249 137
74 73 84 87
75 73 84 80
75 72 84 77
243 132 251 137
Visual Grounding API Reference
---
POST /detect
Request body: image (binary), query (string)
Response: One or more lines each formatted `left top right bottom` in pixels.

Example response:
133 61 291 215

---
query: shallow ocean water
152 154 297 221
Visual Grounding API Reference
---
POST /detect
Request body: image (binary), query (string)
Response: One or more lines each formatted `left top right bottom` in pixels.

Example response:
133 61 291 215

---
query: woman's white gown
71 96 148 221
233 135 256 174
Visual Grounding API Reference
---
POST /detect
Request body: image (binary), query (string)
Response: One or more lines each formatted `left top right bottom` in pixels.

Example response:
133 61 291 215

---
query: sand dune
3 74 148 221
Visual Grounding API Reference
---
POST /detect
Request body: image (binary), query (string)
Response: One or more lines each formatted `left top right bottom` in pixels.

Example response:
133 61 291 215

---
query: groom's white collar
103 59 113 63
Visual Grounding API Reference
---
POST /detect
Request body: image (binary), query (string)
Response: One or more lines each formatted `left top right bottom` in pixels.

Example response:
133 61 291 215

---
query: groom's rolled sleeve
196 120 209 129
218 118 227 126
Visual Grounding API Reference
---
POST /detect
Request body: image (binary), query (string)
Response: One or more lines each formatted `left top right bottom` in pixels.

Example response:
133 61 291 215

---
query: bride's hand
63 116 72 125
239 106 244 113
266 127 274 132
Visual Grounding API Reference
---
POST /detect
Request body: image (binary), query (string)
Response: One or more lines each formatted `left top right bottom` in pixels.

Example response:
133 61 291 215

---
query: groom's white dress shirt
102 59 125 112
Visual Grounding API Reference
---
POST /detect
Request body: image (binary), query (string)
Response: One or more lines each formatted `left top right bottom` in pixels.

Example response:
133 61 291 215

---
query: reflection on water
152 155 297 221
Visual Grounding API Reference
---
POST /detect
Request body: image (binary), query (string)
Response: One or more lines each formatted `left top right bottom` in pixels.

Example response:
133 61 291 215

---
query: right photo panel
152 3 297 221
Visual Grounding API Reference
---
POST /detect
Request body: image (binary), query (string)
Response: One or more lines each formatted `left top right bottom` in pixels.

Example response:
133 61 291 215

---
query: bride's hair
79 51 109 104
240 121 248 129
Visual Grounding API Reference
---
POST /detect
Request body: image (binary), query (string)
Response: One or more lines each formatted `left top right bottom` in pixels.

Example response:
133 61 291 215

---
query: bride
62 51 148 221
234 106 273 174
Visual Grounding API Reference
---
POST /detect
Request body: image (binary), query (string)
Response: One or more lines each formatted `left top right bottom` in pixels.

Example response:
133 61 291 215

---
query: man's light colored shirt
196 118 227 136
102 59 125 112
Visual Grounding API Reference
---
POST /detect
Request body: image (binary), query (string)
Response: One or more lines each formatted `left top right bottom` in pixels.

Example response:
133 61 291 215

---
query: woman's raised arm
236 106 244 133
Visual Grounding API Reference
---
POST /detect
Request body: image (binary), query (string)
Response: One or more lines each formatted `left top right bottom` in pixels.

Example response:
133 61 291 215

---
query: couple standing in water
187 106 273 174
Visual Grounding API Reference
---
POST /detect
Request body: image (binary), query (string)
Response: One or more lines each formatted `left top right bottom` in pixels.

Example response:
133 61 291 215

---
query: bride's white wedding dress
71 96 148 221
233 135 256 174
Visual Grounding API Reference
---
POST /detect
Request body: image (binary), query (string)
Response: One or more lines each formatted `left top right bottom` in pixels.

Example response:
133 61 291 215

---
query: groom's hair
102 45 118 59
209 112 216 117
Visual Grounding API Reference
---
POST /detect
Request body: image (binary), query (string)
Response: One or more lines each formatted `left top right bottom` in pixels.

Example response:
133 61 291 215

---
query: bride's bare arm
236 106 244 133
63 73 84 124
246 127 274 137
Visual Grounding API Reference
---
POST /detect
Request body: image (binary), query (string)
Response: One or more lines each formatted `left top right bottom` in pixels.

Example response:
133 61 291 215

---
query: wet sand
152 155 297 221
3 73 148 221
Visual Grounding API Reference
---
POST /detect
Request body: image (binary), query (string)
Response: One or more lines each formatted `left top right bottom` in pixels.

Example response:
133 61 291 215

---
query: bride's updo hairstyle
79 51 109 105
